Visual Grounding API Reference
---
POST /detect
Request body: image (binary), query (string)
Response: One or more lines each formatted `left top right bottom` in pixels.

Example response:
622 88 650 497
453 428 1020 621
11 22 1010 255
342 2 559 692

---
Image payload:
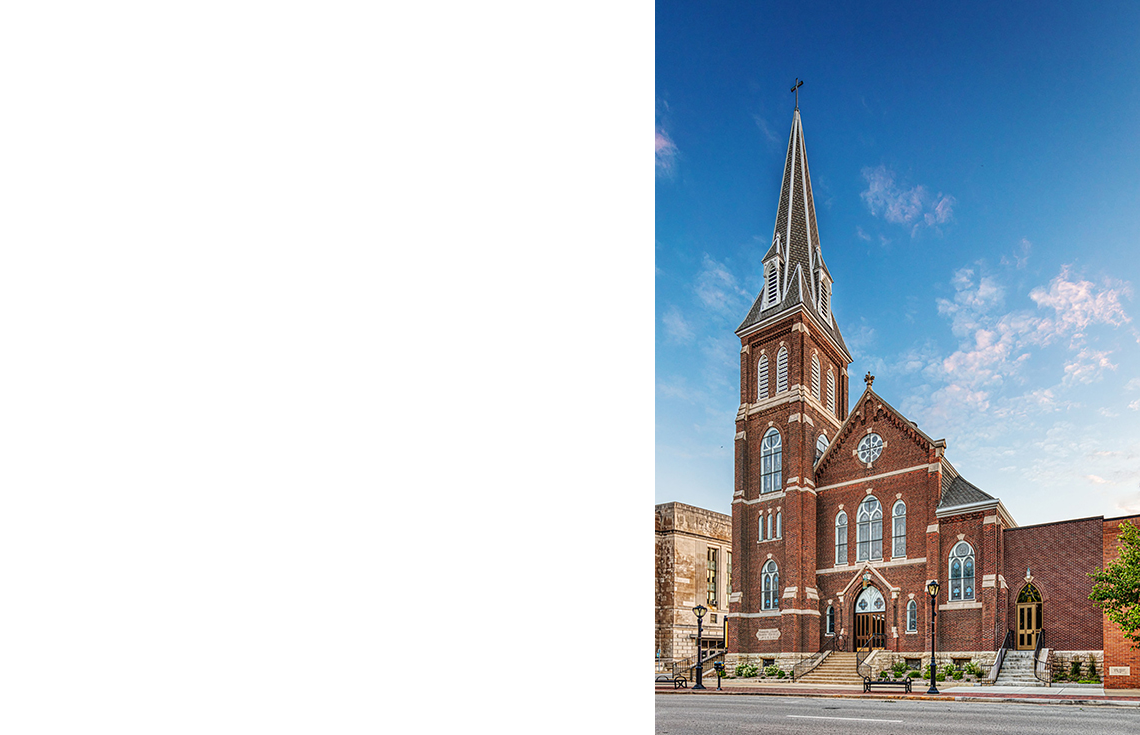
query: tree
1090 521 1140 648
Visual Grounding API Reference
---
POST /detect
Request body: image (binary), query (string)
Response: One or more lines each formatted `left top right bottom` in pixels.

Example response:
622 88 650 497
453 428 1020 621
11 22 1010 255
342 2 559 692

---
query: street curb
655 688 1140 707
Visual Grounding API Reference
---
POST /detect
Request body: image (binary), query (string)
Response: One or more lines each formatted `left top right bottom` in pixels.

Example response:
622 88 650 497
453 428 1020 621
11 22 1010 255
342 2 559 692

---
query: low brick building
720 103 1140 691
655 502 731 668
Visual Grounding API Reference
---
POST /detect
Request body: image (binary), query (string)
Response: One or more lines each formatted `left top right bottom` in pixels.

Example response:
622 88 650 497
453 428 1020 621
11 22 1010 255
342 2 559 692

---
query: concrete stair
993 650 1046 686
795 652 864 686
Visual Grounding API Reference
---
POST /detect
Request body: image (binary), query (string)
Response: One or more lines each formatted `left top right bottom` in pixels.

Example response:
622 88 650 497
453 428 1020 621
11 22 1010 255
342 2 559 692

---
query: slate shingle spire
737 107 849 361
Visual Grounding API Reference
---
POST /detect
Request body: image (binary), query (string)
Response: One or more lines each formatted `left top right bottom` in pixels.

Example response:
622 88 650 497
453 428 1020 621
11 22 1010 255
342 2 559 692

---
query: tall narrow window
762 560 779 610
820 280 830 321
758 512 765 541
760 428 782 493
767 513 773 541
815 434 828 463
835 511 848 565
906 600 917 632
950 542 975 601
825 605 835 635
827 369 836 414
857 496 883 561
775 511 782 539
766 262 779 306
776 348 789 393
811 355 821 401
706 548 718 607
726 552 732 602
757 354 769 401
892 501 907 558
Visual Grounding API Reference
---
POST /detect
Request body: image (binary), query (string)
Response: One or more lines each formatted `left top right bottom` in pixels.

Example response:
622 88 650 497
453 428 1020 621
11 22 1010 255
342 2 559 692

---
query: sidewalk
656 677 1140 707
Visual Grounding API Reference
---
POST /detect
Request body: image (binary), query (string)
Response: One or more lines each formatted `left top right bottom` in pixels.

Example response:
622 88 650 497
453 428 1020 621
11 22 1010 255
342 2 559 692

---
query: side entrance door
1016 583 1042 650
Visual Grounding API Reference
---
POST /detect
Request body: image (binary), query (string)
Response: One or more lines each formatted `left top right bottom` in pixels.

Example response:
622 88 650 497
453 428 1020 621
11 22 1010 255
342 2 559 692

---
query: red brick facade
1101 516 1140 690
726 106 1133 669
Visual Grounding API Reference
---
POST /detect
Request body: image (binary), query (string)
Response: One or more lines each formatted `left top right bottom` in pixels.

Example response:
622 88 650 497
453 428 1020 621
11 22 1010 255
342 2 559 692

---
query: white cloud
1130 399 1140 411
662 306 694 344
1000 238 1032 269
753 114 780 146
860 165 955 235
656 129 678 177
1062 348 1117 386
694 254 751 316
1028 265 1131 345
856 226 871 241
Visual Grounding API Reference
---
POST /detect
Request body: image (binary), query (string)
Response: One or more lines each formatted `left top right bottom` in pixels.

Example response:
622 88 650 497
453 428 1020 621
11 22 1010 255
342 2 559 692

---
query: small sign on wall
1108 666 1131 676
756 628 780 641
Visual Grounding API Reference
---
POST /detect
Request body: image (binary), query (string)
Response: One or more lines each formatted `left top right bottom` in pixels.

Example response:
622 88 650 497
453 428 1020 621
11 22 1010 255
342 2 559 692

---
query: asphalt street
656 694 1138 734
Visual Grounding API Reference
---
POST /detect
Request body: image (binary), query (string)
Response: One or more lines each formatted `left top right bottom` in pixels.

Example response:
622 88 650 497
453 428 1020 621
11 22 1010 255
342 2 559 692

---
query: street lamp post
926 579 941 695
693 605 707 690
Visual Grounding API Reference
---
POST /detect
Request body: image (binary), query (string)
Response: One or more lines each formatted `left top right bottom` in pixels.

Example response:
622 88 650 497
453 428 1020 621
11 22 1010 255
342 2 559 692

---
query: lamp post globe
692 605 707 690
926 580 941 695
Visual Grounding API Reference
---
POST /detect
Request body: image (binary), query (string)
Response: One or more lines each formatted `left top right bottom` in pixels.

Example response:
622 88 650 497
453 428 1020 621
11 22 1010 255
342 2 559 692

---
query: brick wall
1003 516 1103 652
1102 515 1140 690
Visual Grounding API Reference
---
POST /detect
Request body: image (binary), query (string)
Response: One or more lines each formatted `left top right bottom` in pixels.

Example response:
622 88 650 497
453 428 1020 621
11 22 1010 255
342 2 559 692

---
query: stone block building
655 502 731 667
721 102 1140 690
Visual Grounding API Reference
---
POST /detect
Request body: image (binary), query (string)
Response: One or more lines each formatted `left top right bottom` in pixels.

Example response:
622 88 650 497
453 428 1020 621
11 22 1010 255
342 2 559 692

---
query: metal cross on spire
791 78 803 110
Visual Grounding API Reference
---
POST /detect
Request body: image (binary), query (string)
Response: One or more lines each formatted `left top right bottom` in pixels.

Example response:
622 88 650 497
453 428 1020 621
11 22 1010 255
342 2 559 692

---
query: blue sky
656 1 1140 526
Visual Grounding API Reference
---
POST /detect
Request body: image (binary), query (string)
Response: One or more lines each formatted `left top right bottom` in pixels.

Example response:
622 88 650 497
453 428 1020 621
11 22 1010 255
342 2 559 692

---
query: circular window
857 433 883 463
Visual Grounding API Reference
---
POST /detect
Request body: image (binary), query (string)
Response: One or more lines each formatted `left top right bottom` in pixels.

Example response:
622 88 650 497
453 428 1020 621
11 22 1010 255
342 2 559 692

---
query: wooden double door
855 612 886 650
1016 583 1042 650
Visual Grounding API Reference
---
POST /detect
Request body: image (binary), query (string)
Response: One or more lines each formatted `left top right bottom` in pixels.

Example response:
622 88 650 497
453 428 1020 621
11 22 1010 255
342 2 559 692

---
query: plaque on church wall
1109 666 1130 676
755 628 780 641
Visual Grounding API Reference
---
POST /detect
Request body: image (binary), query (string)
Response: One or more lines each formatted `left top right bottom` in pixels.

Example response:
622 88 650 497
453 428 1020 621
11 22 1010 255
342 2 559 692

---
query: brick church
723 102 1140 689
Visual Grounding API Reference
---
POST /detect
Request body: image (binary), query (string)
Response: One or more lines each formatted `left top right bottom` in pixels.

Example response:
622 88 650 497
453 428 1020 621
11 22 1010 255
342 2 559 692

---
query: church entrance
853 586 887 650
1016 583 1042 650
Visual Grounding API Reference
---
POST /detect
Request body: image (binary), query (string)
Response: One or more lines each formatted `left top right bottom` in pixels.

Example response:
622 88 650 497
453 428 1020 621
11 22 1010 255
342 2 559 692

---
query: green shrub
764 665 781 677
892 661 908 676
735 663 758 678
953 670 963 680
879 670 890 679
775 669 786 679
1088 656 1098 681
942 664 956 678
1070 660 1083 679
907 670 921 679
964 662 985 678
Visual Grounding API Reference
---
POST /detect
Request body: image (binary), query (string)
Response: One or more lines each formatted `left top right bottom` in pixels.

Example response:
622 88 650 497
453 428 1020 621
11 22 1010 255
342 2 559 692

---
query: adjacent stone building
722 102 1140 690
655 502 731 667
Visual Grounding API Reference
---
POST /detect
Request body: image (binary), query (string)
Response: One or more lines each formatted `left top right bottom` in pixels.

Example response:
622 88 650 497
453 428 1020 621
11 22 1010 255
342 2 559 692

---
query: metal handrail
988 629 1014 683
1032 631 1051 685
791 649 828 682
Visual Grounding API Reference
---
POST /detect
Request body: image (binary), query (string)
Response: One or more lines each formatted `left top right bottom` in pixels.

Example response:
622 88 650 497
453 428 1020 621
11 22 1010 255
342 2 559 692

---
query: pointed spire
737 106 848 362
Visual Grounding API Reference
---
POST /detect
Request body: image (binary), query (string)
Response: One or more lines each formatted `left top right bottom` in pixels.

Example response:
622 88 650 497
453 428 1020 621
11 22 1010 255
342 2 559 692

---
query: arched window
762 560 779 610
815 433 828 463
827 369 836 414
767 513 773 540
775 511 782 539
757 354 769 401
857 496 883 561
835 511 848 565
950 542 975 601
811 355 821 401
825 605 835 635
892 501 907 558
906 599 917 632
760 428 782 494
765 261 779 306
776 348 789 393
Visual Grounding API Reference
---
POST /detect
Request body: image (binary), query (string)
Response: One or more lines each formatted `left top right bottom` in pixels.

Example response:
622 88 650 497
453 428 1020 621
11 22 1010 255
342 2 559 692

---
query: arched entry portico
853 586 887 650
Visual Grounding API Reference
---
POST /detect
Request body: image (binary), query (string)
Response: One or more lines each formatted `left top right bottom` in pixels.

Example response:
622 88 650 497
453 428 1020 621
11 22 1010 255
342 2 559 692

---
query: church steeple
737 106 847 362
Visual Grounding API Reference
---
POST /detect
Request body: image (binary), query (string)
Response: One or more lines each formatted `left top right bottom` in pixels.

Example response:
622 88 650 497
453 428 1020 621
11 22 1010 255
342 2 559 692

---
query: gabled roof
938 461 997 509
814 384 938 472
737 108 849 359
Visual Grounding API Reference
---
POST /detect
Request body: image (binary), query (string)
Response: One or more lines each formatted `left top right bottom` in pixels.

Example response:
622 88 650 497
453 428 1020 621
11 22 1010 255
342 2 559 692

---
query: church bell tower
728 98 853 655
